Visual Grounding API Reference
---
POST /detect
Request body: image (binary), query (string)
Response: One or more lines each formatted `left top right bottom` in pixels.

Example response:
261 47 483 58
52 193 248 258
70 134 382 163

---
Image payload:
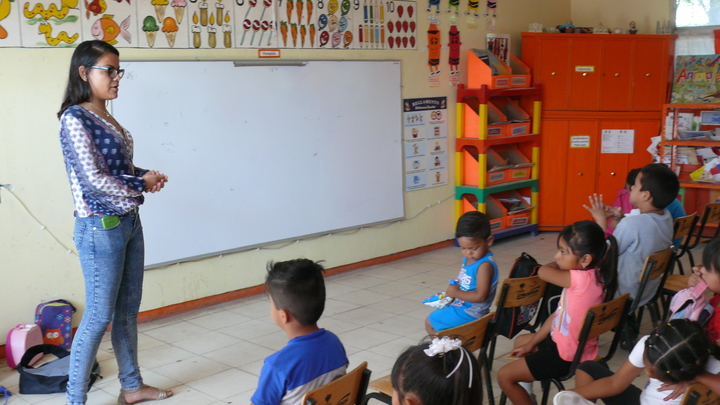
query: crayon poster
403 96 447 191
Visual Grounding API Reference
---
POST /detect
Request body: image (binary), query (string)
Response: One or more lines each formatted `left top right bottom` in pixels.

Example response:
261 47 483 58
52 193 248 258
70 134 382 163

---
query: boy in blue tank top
426 211 498 333
251 259 348 405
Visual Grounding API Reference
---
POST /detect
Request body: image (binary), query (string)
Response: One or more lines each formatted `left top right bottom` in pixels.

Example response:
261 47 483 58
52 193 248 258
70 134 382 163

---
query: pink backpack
6 324 44 369
668 280 714 325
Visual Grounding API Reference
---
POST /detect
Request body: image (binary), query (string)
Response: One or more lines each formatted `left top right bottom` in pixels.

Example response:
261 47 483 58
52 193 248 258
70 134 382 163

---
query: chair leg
488 337 498 371
481 352 495 405
688 251 695 268
540 380 552 405
676 259 685 276
499 393 507 405
648 302 661 328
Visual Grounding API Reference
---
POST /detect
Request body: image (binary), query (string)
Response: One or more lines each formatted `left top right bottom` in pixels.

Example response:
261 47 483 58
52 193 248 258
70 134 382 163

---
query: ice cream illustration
222 11 231 47
240 18 251 45
151 0 168 22
199 0 208 25
250 19 260 45
142 15 159 47
258 19 268 46
215 0 222 26
171 0 186 23
161 16 178 46
191 11 201 47
331 31 341 47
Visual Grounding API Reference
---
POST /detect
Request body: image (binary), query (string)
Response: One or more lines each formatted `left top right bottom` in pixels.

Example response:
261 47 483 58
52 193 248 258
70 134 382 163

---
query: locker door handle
646 73 651 77
582 73 588 76
614 73 620 77
551 72 557 76
611 172 616 176
578 173 583 176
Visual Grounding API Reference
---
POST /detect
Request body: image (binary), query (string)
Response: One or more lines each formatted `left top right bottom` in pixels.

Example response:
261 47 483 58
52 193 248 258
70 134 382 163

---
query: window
677 0 720 27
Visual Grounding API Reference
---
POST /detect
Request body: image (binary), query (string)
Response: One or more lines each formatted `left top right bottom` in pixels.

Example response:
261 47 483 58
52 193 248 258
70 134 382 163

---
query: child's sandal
118 385 172 404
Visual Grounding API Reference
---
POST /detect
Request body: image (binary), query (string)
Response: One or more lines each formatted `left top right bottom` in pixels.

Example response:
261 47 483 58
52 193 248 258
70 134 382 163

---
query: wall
0 0 568 342
571 0 672 34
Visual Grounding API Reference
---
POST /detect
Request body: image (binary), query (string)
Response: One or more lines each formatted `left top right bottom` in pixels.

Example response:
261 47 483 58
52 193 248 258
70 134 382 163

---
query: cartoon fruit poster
381 0 415 50
0 0 22 46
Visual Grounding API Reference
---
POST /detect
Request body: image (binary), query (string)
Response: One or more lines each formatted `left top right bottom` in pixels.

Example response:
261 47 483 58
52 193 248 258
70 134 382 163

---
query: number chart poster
403 96 447 191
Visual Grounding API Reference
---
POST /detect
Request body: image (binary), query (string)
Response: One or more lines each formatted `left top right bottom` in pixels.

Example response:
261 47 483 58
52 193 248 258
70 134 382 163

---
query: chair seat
367 375 393 396
664 274 690 293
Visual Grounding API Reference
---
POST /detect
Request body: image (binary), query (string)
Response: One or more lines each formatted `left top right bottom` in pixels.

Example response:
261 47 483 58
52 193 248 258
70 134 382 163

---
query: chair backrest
438 312 494 353
562 293 630 379
693 202 720 246
674 214 698 242
632 247 675 312
494 276 548 309
680 383 720 405
302 362 371 405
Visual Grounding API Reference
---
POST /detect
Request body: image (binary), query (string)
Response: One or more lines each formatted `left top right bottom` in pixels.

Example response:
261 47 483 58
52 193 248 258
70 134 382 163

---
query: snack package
423 292 455 309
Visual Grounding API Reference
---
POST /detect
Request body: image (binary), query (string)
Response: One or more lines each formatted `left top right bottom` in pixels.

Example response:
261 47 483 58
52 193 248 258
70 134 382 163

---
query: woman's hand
143 170 169 193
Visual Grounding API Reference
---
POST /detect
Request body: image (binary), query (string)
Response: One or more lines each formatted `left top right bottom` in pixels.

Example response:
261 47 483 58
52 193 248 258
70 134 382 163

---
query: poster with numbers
403 96 448 191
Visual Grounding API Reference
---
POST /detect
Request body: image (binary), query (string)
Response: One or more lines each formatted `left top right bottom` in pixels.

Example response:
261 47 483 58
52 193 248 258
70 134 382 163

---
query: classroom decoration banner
0 0 417 48
403 96 448 191
671 55 720 103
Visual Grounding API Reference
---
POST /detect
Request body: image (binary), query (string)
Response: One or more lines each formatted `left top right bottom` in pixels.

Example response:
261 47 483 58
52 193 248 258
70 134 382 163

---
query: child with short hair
497 220 619 405
251 259 348 405
425 211 498 334
391 336 483 405
553 319 720 405
585 163 679 306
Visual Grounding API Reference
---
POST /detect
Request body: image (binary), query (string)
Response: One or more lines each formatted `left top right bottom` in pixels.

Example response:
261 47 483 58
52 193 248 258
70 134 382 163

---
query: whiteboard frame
111 59 406 269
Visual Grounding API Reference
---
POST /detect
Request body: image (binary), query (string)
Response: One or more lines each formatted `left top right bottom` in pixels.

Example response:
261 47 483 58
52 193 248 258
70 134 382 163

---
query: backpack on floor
6 324 44 369
35 300 76 350
17 344 101 395
493 252 543 339
668 280 714 325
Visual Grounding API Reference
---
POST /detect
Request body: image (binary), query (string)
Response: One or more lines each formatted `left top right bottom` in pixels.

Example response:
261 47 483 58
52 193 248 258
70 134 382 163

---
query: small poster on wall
403 96 448 191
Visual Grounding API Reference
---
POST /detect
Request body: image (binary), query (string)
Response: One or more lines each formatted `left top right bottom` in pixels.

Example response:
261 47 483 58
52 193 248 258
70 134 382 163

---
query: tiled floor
0 232 700 405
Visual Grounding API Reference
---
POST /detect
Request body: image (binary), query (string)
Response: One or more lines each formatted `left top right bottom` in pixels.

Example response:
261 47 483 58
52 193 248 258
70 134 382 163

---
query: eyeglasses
90 65 125 79
0 386 11 405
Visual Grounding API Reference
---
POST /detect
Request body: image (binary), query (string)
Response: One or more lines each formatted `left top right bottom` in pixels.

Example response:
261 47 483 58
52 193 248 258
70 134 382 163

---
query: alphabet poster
403 96 448 191
0 0 416 48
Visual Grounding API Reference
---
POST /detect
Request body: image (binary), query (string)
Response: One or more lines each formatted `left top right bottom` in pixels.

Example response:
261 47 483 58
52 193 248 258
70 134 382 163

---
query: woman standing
58 40 172 405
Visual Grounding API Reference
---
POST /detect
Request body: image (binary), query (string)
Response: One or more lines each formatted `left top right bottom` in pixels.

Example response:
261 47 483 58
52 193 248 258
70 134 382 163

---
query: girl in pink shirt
498 220 619 405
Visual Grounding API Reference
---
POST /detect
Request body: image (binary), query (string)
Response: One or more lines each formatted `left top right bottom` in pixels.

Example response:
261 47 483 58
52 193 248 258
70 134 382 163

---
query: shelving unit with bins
660 103 720 226
455 83 541 239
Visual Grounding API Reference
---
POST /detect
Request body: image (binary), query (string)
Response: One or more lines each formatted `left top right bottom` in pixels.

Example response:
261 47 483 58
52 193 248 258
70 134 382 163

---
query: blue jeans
67 211 145 405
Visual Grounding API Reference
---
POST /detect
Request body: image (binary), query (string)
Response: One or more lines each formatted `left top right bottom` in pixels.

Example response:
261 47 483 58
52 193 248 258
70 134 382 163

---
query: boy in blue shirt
251 259 348 405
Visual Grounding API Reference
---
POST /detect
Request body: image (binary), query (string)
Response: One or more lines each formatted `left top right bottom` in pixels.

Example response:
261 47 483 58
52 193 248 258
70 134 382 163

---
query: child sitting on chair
584 163 678 306
251 259 348 405
391 336 483 405
425 211 498 334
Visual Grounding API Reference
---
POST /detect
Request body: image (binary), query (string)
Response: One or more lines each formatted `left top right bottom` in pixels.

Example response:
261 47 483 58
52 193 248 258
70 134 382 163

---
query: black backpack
493 252 563 338
18 344 101 394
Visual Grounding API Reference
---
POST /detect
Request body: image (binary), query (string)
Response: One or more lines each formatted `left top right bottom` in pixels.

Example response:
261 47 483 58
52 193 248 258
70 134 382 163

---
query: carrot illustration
286 0 293 22
296 0 303 25
306 0 312 25
309 23 315 47
280 21 288 46
300 24 306 47
291 22 297 47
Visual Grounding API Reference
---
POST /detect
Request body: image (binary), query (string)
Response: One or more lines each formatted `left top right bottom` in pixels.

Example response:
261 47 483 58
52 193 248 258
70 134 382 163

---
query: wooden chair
487 276 548 370
362 313 495 405
535 293 631 405
303 361 371 405
684 202 720 269
679 383 720 405
672 213 700 275
620 247 674 349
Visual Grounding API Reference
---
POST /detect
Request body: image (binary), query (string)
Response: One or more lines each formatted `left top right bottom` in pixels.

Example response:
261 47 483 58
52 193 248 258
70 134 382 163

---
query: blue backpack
35 300 76 350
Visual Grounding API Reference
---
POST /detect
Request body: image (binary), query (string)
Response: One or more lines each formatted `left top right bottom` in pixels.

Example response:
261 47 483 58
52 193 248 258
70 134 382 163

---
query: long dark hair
558 220 618 302
391 338 483 405
57 40 119 119
645 319 716 383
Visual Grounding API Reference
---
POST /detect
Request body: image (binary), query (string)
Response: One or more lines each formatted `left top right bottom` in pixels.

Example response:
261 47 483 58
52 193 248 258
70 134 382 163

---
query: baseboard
0 239 454 359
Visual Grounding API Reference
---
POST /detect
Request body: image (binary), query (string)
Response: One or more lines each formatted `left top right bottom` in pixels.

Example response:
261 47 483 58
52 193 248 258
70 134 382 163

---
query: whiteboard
112 60 404 268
